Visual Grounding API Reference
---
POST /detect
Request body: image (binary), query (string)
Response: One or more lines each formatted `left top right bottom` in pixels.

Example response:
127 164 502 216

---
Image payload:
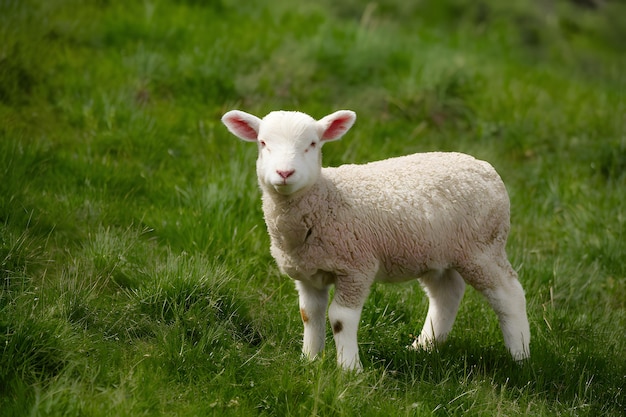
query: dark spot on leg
333 321 343 334
300 308 309 323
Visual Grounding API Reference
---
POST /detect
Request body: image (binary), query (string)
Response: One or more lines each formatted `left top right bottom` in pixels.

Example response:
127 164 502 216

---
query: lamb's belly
375 255 445 283
277 254 336 289
374 267 428 284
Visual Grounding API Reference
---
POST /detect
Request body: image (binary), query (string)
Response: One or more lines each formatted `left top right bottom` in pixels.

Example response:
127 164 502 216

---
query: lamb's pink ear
317 110 356 142
221 110 262 142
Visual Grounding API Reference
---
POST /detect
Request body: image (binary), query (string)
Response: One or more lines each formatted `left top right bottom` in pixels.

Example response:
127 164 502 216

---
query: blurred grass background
1 0 625 415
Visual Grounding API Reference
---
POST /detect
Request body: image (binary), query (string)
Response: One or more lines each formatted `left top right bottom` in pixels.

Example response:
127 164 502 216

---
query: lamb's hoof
510 349 531 364
407 335 437 352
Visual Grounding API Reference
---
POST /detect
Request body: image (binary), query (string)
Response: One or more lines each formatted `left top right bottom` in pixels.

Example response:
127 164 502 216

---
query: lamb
221 109 530 371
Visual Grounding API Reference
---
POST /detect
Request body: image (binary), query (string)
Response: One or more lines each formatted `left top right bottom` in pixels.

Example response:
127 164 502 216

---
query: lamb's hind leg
461 252 530 361
413 269 466 350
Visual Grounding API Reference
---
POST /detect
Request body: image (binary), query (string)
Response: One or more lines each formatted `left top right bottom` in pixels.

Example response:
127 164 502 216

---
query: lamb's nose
277 169 295 179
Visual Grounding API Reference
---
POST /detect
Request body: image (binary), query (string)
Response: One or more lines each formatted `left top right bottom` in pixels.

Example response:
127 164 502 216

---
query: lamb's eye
304 142 317 153
259 140 266 147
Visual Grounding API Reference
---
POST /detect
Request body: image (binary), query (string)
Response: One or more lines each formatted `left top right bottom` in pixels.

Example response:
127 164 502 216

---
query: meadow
1 0 625 415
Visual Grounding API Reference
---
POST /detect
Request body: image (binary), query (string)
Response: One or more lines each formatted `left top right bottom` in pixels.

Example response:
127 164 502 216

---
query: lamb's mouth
272 183 296 195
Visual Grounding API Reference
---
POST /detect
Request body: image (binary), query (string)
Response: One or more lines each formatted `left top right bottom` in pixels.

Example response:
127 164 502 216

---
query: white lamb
221 109 530 371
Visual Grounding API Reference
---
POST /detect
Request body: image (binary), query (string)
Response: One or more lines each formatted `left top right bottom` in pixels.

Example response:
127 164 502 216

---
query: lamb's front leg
295 281 329 360
328 301 364 371
328 273 373 371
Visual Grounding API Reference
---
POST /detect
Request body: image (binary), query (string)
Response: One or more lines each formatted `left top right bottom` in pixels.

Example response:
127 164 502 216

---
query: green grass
2 0 625 415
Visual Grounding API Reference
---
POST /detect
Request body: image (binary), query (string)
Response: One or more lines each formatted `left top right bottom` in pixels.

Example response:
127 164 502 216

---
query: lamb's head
222 110 356 196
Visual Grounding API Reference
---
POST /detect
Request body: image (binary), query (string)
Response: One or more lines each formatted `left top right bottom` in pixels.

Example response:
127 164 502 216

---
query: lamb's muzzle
276 169 295 179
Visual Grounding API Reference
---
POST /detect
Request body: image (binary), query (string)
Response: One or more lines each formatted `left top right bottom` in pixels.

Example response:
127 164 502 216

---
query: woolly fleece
262 152 512 308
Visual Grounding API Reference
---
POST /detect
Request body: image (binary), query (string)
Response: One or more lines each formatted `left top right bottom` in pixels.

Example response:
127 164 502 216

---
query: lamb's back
319 152 510 278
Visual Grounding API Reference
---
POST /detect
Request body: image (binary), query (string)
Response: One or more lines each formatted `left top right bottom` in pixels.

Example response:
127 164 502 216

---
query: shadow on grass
368 333 625 416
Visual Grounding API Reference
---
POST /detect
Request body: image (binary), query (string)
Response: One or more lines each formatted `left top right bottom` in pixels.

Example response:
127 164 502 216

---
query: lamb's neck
261 180 329 219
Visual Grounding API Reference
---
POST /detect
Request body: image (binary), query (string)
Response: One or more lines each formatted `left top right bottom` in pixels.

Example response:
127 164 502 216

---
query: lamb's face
222 109 356 196
256 112 322 195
